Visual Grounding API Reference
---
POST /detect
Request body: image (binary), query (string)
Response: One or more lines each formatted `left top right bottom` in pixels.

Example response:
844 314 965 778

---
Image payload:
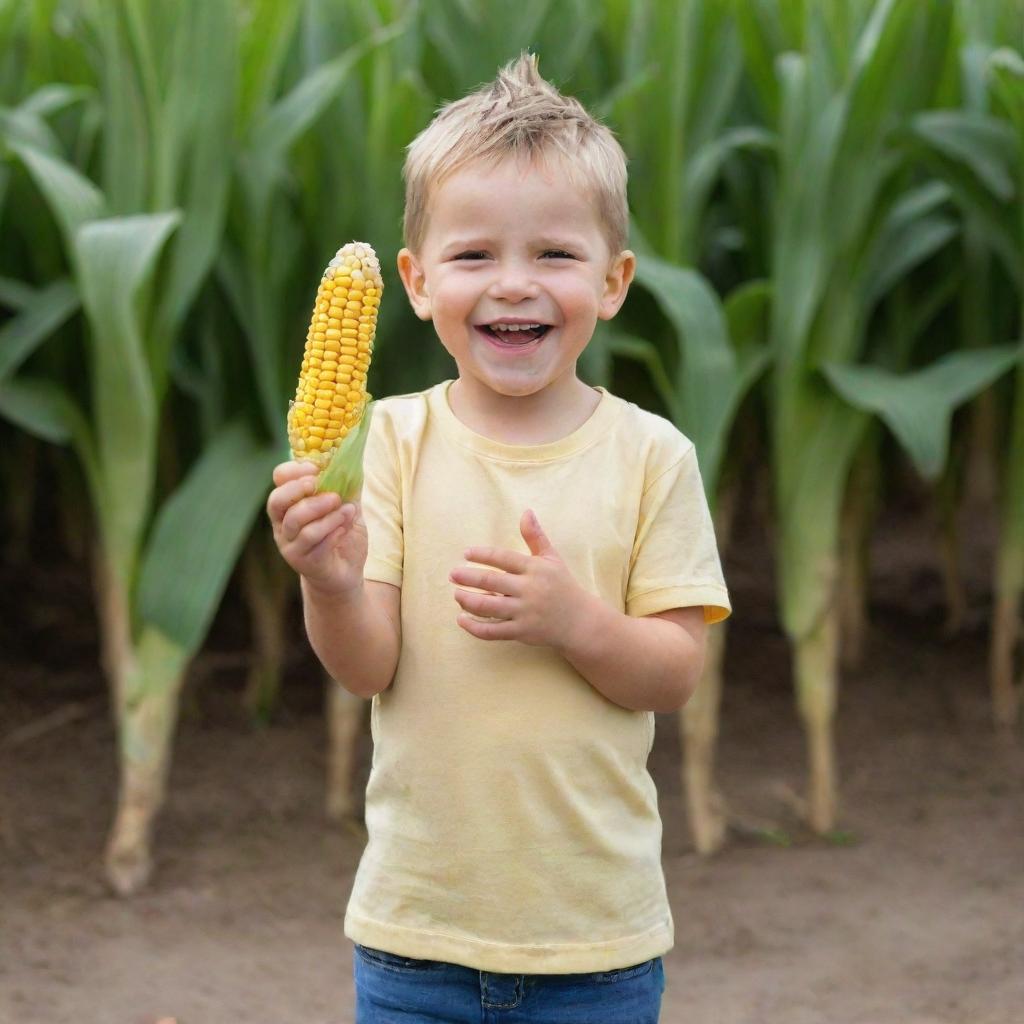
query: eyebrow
440 236 589 255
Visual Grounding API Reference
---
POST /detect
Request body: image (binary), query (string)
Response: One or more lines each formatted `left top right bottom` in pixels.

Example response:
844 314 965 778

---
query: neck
448 373 600 445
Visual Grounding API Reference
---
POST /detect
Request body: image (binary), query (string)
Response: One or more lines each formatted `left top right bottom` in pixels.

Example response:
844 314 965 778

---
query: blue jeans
353 944 665 1023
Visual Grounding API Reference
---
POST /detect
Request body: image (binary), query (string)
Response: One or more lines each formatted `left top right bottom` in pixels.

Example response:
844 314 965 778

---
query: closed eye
541 250 576 260
452 250 489 261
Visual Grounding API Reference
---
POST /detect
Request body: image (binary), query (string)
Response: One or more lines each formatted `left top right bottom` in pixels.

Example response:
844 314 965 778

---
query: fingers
462 546 529 574
288 500 355 553
279 492 349 544
448 566 521 596
456 613 518 641
272 459 318 488
267 464 361 538
452 587 514 620
267 473 318 525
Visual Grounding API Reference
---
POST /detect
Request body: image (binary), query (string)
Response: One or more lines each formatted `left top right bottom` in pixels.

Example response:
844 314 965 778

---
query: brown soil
1 486 1022 1024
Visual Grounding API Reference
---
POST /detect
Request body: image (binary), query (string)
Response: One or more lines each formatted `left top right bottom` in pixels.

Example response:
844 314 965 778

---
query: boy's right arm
302 578 400 699
267 460 400 699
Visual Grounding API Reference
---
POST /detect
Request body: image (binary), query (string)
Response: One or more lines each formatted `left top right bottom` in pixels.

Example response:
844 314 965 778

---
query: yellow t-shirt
343 379 731 974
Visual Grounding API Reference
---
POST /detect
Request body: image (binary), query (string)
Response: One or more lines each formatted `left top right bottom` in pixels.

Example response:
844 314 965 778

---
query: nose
487 259 539 303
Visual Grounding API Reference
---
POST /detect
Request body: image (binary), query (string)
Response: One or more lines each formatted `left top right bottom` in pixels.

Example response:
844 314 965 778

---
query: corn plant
735 0 980 832
902 27 1024 729
826 1 1023 664
215 0 416 739
922 2 1024 633
0 2 94 563
595 0 772 853
0 0 280 894
988 49 1024 730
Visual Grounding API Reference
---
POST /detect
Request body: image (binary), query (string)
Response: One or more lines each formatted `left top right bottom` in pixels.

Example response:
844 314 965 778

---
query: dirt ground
2 483 1023 1024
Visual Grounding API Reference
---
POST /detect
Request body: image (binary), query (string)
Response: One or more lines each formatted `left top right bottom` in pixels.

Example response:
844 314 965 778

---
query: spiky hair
402 52 629 253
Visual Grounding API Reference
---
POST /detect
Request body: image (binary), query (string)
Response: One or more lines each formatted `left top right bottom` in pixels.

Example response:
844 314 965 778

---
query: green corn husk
315 399 375 502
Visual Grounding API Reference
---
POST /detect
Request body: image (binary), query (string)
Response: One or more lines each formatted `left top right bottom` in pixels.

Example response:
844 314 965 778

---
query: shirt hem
344 909 674 974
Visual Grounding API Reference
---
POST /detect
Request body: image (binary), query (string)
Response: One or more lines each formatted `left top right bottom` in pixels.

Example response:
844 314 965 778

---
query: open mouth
476 323 552 346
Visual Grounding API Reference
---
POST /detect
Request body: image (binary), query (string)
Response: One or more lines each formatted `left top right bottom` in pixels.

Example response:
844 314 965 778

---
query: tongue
494 327 543 344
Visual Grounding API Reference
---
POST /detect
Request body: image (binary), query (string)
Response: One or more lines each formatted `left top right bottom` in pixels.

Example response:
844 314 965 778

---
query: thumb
521 509 555 557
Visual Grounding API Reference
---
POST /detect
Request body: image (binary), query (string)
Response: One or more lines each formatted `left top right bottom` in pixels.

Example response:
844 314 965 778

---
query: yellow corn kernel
287 241 381 469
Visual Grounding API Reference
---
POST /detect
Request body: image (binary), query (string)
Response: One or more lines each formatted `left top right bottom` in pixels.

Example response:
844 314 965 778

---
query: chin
480 374 549 397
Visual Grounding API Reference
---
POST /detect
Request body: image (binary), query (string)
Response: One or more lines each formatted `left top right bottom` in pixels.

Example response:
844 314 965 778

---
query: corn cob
288 241 381 498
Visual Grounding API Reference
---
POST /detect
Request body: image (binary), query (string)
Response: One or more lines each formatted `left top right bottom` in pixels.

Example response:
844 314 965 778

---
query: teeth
491 323 542 332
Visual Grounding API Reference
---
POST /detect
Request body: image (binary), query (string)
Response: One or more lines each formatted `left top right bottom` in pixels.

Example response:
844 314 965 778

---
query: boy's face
398 157 634 403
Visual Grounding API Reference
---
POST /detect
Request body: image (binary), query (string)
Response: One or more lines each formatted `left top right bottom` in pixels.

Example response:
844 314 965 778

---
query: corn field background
1 1 1023 1022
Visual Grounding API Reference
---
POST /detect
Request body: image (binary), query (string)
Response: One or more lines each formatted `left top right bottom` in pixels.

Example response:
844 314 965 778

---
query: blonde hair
402 52 629 254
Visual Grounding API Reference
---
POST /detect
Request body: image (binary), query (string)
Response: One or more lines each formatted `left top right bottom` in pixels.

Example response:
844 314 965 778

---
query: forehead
422 155 607 244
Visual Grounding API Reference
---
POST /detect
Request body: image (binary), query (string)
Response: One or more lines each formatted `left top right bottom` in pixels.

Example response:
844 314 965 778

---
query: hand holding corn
267 461 367 597
267 242 381 595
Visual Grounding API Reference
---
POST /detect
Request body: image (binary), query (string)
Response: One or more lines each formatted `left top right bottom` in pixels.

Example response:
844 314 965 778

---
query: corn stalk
988 48 1024 729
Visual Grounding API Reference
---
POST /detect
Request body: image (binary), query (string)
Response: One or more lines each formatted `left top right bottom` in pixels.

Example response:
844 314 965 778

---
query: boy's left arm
449 510 707 714
560 601 707 714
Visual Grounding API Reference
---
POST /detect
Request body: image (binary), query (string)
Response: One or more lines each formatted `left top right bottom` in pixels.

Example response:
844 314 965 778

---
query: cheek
556 279 605 320
431 276 478 318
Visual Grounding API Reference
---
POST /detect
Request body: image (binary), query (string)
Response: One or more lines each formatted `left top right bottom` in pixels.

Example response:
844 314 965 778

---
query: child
267 52 730 1024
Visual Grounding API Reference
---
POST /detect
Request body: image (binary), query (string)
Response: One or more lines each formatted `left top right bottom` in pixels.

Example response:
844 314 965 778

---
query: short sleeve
626 444 731 624
361 410 404 588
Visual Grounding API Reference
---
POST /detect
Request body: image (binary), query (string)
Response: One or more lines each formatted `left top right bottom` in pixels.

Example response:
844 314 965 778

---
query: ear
397 247 432 320
597 249 636 320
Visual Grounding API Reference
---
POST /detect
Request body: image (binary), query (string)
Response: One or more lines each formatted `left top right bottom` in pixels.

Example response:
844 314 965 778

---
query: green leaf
250 20 406 160
989 48 1024 137
910 110 1016 201
74 211 182 585
137 421 283 655
150 0 236 381
844 0 921 147
592 64 658 123
864 212 958 311
0 376 100 499
9 142 106 253
683 126 776 258
0 376 77 444
880 264 963 368
723 279 772 364
733 0 784 121
773 55 848 371
605 331 677 420
0 105 62 155
0 372 81 444
778 400 871 638
0 277 36 311
903 124 1020 281
92 0 150 213
0 278 80 382
631 236 736 483
18 84 92 119
822 344 1023 481
723 279 773 410
237 0 302 128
